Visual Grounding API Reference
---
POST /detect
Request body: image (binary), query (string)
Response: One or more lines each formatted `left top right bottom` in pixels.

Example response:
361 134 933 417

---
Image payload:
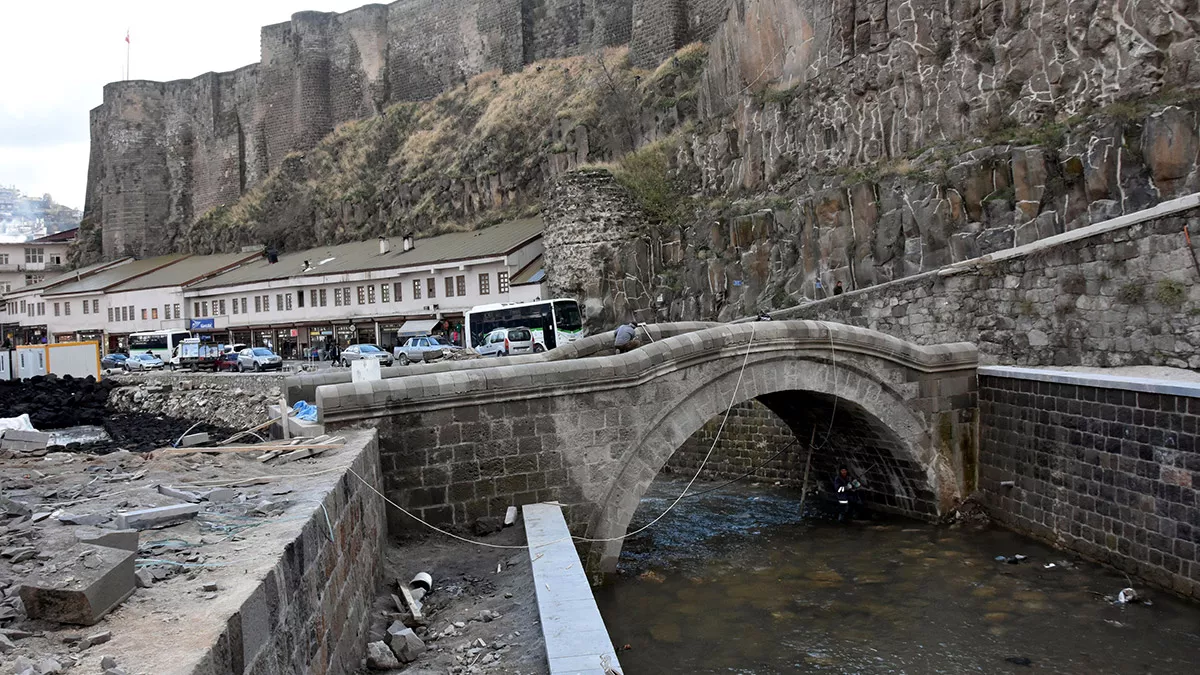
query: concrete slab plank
524 503 621 675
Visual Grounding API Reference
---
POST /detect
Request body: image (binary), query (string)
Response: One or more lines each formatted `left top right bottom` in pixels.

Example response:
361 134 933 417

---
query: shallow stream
594 478 1200 674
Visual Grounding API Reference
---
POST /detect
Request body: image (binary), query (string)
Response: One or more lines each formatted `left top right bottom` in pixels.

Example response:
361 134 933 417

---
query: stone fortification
777 196 1200 369
82 0 733 261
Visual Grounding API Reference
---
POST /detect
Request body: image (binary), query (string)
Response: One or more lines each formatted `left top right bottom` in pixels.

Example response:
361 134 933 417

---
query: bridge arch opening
587 352 957 575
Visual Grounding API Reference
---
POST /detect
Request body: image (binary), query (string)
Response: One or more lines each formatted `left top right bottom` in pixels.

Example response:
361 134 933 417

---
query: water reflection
594 478 1200 674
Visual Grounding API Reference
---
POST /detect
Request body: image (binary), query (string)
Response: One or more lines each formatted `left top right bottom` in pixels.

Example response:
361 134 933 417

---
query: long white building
3 219 548 355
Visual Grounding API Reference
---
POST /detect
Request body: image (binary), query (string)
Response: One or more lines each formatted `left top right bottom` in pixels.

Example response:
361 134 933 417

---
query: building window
25 274 44 285
194 302 201 317
498 271 510 293
93 299 99 314
275 294 284 311
285 294 293 311
175 303 182 319
53 302 60 317
318 289 327 307
0 253 7 264
152 308 159 319
393 282 402 302
119 306 126 322
38 302 44 316
107 307 113 322
49 253 62 265
64 302 70 316
141 309 147 320
413 280 422 300
427 278 436 298
297 291 305 308
231 299 239 315
357 286 366 305
333 289 342 307
381 284 390 303
219 299 227 315
456 275 466 296
367 285 376 304
202 301 209 317
445 277 455 297
255 296 262 313
264 295 272 311
309 289 317 307
342 287 350 306
24 247 44 264
238 299 245 314
83 301 89 315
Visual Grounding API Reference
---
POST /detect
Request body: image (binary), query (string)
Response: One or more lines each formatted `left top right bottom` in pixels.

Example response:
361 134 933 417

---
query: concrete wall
316 320 978 575
777 196 1200 369
980 368 1200 600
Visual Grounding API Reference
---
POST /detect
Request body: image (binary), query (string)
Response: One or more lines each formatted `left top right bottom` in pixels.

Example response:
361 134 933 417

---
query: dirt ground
361 526 547 675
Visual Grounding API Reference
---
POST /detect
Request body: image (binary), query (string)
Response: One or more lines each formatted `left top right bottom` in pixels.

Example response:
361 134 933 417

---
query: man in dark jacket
834 467 863 521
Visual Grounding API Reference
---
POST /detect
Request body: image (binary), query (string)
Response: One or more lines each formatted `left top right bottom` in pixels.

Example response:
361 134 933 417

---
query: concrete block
19 544 136 625
385 622 426 663
179 433 209 447
366 641 400 669
115 504 200 530
74 528 138 552
157 485 201 503
1 429 51 448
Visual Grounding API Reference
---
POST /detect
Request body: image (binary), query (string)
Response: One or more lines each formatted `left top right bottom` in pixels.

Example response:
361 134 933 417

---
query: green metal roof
190 218 543 290
109 252 259 291
42 255 188 296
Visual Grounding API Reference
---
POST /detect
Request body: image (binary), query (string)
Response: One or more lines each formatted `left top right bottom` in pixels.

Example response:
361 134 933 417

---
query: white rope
344 323 760 550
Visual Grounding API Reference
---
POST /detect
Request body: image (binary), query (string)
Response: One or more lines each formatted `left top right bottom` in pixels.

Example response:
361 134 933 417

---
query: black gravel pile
0 375 241 454
0 374 117 429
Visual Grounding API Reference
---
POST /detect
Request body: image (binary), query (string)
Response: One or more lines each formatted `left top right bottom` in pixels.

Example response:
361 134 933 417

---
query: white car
475 327 535 357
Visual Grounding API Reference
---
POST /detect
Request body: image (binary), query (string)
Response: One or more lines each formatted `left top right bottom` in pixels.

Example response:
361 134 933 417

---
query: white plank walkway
524 503 623 675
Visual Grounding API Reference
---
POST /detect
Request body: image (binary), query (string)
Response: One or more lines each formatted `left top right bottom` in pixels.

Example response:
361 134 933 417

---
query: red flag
125 31 130 44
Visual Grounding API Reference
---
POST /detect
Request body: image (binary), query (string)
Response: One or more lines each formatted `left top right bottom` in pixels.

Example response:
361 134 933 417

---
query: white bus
464 299 585 352
128 330 192 361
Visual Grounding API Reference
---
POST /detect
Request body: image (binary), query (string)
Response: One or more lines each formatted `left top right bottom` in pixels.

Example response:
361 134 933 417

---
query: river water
594 478 1200 674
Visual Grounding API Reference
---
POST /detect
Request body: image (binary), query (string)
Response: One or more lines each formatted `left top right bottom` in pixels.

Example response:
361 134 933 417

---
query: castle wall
84 0 731 261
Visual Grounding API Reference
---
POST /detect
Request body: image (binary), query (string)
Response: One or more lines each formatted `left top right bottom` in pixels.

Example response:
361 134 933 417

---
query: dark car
215 353 240 372
101 353 128 370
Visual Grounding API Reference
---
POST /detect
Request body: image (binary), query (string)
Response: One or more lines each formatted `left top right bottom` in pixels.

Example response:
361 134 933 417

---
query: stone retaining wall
666 400 803 482
190 430 386 674
778 196 1200 369
109 372 284 430
980 368 1200 600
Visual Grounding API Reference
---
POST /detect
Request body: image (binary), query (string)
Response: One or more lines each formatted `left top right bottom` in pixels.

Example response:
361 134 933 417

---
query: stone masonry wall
779 198 1200 369
666 400 802 482
980 369 1200 600
191 430 385 674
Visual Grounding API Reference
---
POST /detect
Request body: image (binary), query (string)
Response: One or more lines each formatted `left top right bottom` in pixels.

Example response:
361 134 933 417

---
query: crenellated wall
84 0 733 261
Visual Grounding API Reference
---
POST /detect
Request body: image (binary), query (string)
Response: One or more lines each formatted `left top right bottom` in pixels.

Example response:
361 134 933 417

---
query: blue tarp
292 400 318 422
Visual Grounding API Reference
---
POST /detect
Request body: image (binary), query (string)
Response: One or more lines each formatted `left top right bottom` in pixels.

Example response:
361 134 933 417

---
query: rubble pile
0 436 349 673
107 379 280 432
0 376 116 430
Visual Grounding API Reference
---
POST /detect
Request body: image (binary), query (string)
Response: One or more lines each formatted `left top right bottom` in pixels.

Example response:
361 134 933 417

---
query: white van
475 327 535 357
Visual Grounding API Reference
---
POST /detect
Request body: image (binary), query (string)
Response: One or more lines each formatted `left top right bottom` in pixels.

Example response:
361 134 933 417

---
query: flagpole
126 29 130 80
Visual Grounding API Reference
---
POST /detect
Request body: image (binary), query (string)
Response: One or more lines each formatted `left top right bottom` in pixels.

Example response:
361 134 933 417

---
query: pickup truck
393 336 460 365
172 338 223 371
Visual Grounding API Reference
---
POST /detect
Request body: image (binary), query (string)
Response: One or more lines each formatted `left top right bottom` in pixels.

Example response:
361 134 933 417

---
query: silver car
124 353 165 371
237 347 283 372
339 344 395 368
476 327 535 357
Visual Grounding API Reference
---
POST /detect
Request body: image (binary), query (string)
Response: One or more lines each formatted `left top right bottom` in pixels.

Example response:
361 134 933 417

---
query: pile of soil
0 374 116 428
82 412 241 454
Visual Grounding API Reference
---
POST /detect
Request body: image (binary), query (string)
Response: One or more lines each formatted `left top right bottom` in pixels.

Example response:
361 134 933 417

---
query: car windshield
359 345 382 353
134 355 156 361
252 348 273 356
109 354 127 360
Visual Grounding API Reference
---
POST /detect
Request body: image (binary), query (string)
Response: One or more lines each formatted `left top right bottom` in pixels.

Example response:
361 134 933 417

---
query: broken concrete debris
115 503 200 530
178 432 209 448
156 485 201 503
386 621 427 663
18 544 136 626
366 640 401 670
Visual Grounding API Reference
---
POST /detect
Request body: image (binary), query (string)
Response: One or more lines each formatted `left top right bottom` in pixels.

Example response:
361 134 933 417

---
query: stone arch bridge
313 321 978 575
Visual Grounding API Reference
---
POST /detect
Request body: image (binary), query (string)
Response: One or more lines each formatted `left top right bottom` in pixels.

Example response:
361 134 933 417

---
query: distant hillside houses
0 186 81 242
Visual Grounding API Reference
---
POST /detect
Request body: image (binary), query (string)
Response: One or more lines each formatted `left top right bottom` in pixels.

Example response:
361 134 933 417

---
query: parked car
215 353 241 372
124 353 165 371
101 353 128 370
340 344 394 368
475 327 535 358
237 347 284 372
394 336 461 365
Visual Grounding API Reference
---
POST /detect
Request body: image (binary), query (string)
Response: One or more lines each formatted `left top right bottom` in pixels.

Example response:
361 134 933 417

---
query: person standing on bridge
834 467 863 521
614 322 641 353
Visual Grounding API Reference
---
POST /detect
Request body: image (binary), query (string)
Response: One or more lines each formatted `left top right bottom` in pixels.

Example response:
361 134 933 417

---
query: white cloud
0 0 368 211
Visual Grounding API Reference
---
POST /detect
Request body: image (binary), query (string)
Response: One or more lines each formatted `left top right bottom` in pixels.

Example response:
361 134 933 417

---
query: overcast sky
0 1 367 211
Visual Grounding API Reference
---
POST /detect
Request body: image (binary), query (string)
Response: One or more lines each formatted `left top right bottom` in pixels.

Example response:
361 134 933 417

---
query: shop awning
396 319 440 336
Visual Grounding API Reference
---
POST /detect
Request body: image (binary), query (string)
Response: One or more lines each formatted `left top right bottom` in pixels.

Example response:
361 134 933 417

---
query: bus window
553 301 583 332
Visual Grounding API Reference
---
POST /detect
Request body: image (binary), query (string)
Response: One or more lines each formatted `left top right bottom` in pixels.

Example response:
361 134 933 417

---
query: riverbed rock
366 641 400 670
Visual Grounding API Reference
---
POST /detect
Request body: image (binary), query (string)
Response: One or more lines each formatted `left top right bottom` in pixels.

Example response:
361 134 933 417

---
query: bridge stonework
318 321 978 576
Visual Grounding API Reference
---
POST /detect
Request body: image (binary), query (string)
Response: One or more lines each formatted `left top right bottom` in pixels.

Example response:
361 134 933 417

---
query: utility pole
125 29 131 80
